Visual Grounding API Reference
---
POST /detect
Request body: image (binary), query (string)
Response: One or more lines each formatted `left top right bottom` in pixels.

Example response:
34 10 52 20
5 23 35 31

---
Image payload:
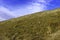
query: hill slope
0 9 60 40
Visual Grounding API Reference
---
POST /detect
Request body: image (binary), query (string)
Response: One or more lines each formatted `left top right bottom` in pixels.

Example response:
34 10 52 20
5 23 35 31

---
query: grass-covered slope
0 9 60 40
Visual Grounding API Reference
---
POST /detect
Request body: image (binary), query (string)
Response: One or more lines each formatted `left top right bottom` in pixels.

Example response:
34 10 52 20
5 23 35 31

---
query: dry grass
0 8 60 40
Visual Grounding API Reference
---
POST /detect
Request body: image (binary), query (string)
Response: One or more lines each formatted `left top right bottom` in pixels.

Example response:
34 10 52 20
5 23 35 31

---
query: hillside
0 8 60 40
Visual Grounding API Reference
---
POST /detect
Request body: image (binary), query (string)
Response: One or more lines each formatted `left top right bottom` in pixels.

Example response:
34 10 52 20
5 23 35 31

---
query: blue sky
0 0 60 21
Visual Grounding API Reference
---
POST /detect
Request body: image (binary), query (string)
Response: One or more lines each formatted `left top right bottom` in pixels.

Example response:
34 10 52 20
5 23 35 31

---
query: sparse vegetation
0 9 60 40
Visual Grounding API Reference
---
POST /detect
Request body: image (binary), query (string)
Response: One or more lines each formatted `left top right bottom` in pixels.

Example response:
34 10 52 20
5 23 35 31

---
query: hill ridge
0 8 60 40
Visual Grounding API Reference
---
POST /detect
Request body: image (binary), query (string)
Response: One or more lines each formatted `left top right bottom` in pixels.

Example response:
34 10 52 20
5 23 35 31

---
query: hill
0 8 60 40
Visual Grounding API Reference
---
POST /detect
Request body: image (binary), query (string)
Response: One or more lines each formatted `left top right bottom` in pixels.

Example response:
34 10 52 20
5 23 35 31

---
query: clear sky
0 0 60 21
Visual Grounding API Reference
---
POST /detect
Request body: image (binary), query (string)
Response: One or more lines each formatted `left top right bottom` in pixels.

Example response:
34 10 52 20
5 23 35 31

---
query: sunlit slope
0 9 60 40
